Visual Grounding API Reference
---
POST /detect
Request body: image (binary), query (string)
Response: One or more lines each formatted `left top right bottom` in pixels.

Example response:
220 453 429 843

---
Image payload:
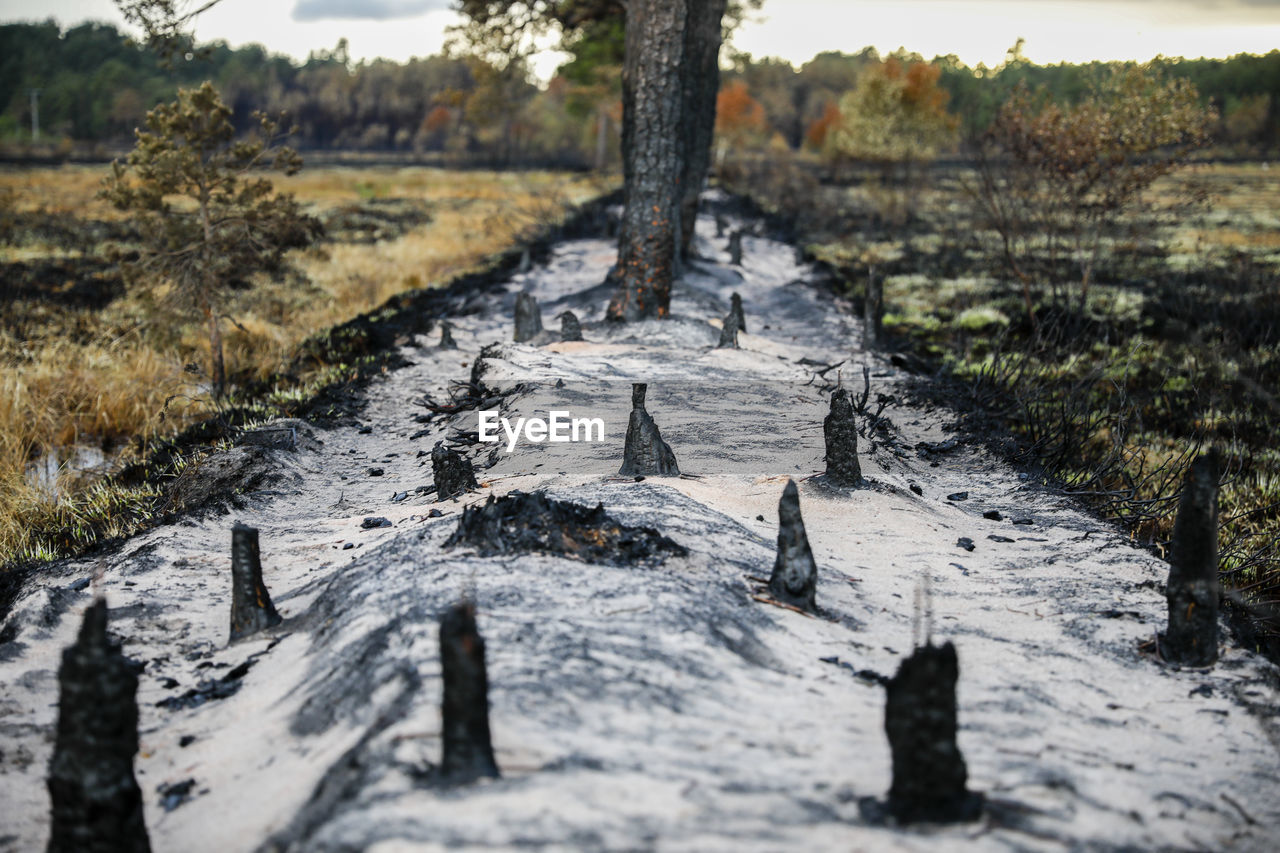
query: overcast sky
2 0 1279 76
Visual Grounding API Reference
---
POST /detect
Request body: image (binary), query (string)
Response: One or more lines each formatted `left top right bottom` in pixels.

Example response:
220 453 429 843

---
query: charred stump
439 602 500 784
432 441 478 501
438 321 457 350
229 524 282 642
864 269 883 349
885 641 983 824
767 479 818 611
717 311 740 349
558 310 584 342
468 342 500 390
729 292 747 333
1161 452 1221 666
728 229 744 266
619 383 679 476
47 600 151 853
824 388 862 486
513 292 543 343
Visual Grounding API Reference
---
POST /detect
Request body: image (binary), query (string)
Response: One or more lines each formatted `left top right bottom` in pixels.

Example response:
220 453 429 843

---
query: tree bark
678 0 727 259
607 0 690 321
206 302 225 400
594 104 610 171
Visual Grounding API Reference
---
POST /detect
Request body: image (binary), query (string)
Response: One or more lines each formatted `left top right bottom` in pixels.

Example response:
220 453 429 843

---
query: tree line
2 20 1278 162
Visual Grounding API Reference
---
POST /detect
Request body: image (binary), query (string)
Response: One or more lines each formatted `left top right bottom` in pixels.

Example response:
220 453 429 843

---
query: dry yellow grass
0 164 124 218
0 164 609 563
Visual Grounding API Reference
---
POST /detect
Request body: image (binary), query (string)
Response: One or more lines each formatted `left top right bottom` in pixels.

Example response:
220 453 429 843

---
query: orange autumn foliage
805 101 841 150
716 80 768 141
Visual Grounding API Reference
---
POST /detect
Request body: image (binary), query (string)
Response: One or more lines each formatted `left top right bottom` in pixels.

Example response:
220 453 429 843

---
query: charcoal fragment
432 441 478 501
156 779 196 812
445 491 685 567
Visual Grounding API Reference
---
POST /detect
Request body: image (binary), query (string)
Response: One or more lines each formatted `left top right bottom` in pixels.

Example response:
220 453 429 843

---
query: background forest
1 20 1278 163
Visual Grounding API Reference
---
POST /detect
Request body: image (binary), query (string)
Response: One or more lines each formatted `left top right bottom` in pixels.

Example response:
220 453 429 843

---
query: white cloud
292 0 450 23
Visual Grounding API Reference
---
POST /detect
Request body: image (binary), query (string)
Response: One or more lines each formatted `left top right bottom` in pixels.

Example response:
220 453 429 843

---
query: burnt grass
445 491 688 568
318 198 433 244
0 197 434 325
723 159 1280 648
0 190 623 622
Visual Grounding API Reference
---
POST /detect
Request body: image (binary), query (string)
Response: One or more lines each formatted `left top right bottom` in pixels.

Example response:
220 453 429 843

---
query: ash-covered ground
2 193 1279 851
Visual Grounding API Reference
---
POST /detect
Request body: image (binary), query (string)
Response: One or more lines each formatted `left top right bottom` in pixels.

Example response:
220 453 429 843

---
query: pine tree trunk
678 0 727 259
607 0 690 321
206 304 225 400
594 106 610 171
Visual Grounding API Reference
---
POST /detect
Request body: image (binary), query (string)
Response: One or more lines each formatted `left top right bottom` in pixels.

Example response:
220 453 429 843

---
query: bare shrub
969 65 1215 327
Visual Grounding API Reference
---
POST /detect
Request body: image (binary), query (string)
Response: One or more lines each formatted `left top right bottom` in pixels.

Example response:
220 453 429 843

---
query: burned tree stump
768 479 818 611
717 311 740 349
230 524 282 642
824 388 862 486
619 383 679 476
513 292 543 342
47 600 151 853
558 310 584 342
438 321 457 350
885 641 983 824
1161 453 1221 667
432 441 478 501
469 342 500 390
728 229 744 266
439 602 500 784
863 269 883 349
730 292 747 334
